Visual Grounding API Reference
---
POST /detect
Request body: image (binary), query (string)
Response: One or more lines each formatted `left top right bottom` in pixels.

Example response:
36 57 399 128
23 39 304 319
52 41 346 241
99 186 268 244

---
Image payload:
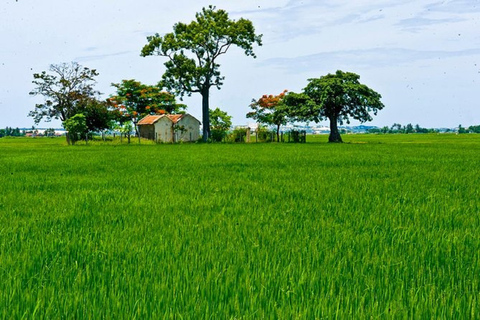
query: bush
210 129 227 142
288 130 306 143
256 127 275 142
229 128 248 143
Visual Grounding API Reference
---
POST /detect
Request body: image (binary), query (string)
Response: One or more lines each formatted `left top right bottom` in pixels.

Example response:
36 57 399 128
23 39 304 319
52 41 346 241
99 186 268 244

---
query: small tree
247 90 290 142
141 6 262 141
44 128 56 137
63 114 87 145
80 98 115 133
285 71 384 143
209 107 232 142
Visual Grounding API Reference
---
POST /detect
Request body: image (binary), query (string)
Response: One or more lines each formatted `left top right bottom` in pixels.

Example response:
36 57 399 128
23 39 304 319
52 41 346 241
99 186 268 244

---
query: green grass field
0 134 479 318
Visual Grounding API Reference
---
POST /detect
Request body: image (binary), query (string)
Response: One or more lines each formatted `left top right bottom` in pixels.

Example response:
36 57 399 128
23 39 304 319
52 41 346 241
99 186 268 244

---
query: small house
137 114 201 142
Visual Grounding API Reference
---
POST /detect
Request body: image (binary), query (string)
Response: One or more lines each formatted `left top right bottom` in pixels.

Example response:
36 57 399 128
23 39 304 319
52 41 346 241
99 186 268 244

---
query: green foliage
468 125 480 133
286 130 306 143
44 128 56 137
256 126 276 142
247 90 290 142
29 62 99 124
209 107 232 142
80 98 115 133
0 127 24 137
230 127 248 142
370 123 438 134
286 70 385 143
110 79 179 121
141 6 262 141
1 135 480 317
63 114 87 145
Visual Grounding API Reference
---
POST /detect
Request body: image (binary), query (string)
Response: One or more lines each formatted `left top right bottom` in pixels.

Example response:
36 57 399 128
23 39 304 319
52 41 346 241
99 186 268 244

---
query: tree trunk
66 133 71 145
134 121 140 144
201 88 210 142
276 124 280 142
328 116 343 143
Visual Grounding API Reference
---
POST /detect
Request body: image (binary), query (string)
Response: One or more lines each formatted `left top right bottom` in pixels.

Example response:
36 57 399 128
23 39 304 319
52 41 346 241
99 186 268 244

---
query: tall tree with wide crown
141 6 262 141
285 71 385 143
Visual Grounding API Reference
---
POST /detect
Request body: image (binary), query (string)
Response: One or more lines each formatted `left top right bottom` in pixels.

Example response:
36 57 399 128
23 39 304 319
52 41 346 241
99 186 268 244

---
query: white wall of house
176 114 200 142
154 117 174 143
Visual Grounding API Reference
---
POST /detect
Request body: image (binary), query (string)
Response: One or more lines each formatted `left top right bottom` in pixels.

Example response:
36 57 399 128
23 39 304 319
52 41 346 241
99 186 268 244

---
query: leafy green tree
29 62 99 124
63 114 87 145
405 123 414 134
285 71 385 143
468 125 480 133
414 124 429 133
209 107 232 142
80 98 115 133
44 128 56 137
110 79 181 142
141 6 262 141
247 90 290 142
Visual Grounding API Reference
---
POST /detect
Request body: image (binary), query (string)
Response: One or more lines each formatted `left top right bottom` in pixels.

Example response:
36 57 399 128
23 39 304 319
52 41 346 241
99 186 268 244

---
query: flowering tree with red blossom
110 79 184 142
247 90 290 142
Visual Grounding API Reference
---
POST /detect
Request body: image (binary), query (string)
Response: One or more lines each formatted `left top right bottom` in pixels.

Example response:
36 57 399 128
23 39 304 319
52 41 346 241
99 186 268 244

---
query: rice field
0 134 479 318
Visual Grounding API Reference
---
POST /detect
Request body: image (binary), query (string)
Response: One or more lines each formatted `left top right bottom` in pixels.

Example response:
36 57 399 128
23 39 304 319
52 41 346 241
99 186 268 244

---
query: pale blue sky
1 0 479 128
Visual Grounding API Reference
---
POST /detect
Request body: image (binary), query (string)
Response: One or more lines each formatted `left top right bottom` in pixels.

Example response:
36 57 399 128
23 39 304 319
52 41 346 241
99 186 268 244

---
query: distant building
137 114 201 142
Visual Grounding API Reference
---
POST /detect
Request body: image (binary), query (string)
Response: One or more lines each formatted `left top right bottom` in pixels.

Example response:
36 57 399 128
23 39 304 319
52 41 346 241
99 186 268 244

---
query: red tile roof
167 114 183 124
138 114 186 125
137 115 162 125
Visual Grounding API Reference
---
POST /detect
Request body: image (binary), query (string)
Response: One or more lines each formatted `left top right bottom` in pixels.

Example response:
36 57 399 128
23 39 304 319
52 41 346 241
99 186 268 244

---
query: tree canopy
247 90 290 142
80 98 115 133
285 70 385 143
110 80 180 119
29 62 100 124
141 6 262 141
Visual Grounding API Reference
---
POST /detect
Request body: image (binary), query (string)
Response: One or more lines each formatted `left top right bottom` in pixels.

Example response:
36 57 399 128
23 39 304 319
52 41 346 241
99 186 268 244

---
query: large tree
29 62 99 124
285 71 385 143
141 6 262 141
247 90 290 142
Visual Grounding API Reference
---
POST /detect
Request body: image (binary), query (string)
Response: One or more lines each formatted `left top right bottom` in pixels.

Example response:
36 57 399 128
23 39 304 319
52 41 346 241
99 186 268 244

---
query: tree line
0 127 57 138
0 127 24 137
27 6 386 144
368 123 436 134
